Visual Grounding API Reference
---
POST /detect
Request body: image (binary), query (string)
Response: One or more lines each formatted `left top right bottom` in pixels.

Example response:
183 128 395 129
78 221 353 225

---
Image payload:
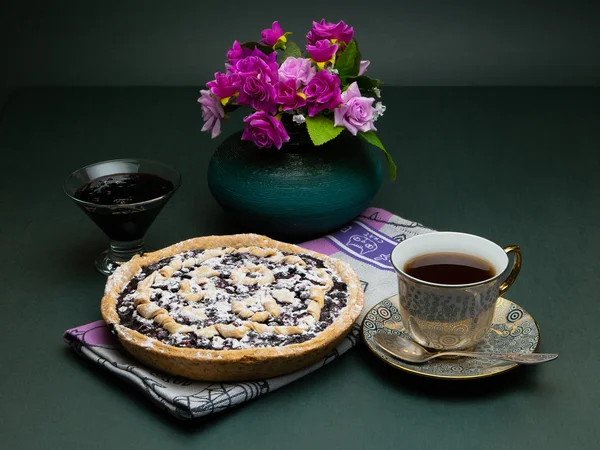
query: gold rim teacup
390 232 521 351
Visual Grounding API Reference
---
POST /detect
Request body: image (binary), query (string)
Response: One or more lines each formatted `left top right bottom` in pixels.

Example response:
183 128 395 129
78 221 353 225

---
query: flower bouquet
198 19 396 179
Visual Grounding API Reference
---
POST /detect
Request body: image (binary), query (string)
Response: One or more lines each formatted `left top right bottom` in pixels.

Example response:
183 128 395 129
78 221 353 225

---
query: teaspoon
373 332 558 365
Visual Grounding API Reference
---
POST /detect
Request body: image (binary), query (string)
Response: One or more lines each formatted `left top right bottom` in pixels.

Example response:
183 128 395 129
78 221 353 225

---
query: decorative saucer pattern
362 296 540 379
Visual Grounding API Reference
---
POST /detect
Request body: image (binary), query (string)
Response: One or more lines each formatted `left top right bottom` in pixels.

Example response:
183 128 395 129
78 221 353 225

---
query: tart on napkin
101 234 364 381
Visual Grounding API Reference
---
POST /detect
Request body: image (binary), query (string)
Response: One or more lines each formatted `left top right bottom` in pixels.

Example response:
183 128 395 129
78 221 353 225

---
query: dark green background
1 1 600 448
2 0 600 107
1 87 599 449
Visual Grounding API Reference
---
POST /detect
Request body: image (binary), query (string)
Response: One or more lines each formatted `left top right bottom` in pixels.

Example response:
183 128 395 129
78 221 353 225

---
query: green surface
1 87 599 449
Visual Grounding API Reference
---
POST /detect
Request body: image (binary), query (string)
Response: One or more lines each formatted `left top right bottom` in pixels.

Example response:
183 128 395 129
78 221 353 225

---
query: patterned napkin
63 207 432 419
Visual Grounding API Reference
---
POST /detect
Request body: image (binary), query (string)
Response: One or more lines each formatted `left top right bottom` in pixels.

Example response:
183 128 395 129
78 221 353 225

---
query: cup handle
499 245 522 296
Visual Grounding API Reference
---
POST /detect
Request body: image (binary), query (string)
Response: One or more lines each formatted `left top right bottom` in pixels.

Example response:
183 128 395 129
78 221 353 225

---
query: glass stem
108 238 145 263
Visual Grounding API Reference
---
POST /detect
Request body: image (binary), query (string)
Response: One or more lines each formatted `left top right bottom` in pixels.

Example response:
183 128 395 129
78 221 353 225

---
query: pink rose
306 20 354 45
306 39 338 63
197 90 225 138
242 111 290 149
333 82 376 135
302 70 342 117
358 60 370 76
278 57 316 88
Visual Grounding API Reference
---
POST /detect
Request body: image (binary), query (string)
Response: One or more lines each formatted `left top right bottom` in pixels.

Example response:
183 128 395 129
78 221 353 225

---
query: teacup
390 232 521 351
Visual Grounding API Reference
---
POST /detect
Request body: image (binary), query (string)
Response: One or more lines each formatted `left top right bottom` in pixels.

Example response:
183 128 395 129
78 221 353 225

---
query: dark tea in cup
403 252 495 285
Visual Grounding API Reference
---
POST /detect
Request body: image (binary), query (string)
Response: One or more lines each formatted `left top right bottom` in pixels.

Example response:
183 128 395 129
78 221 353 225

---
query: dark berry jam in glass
65 159 181 275
74 173 175 241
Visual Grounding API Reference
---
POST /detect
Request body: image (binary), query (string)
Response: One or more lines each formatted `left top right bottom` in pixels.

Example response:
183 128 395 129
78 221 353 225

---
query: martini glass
64 159 182 275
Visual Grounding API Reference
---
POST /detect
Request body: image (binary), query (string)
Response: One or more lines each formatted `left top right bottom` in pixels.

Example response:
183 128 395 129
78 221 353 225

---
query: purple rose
275 80 307 111
235 57 278 83
306 39 338 63
226 40 252 67
333 82 376 135
197 90 225 138
206 72 240 100
235 57 265 78
237 75 277 114
242 111 290 149
302 70 342 117
306 20 354 45
234 48 278 83
260 21 285 47
251 47 278 65
358 60 370 76
278 57 316 88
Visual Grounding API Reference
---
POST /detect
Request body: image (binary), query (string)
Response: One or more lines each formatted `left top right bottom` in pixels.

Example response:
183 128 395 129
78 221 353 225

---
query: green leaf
359 131 397 181
348 75 382 93
335 39 361 84
305 115 344 146
279 41 302 64
241 41 275 54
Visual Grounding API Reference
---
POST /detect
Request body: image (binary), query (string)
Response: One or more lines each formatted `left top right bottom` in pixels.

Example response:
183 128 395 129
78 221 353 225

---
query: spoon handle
434 351 558 364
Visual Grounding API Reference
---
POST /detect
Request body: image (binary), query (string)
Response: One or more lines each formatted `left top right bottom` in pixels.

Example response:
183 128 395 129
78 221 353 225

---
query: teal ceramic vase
207 121 383 241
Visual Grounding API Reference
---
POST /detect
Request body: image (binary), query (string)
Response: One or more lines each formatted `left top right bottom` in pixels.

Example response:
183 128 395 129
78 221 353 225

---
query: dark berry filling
116 249 348 350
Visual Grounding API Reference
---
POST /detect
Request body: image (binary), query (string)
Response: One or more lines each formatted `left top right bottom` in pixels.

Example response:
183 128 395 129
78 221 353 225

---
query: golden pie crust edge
101 233 364 381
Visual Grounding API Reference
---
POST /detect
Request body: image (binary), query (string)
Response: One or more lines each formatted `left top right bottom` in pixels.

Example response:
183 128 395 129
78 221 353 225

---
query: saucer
361 296 540 380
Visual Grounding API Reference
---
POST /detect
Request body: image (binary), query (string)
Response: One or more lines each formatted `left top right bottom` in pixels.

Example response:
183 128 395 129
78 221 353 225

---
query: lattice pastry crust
101 234 364 381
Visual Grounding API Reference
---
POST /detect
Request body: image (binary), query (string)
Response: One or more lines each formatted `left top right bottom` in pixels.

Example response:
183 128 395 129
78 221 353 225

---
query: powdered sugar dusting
115 247 350 350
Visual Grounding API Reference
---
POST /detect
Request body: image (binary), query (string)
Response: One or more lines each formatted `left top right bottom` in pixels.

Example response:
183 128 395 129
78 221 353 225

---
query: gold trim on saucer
361 296 541 380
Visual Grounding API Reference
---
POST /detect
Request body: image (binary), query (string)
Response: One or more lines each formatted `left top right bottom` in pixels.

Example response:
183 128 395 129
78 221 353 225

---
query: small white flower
328 68 339 74
293 114 306 124
373 102 386 121
373 87 381 98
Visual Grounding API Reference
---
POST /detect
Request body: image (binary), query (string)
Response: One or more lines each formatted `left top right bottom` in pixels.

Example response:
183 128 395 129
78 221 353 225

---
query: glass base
95 239 145 275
